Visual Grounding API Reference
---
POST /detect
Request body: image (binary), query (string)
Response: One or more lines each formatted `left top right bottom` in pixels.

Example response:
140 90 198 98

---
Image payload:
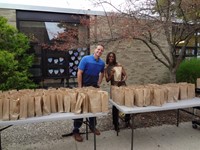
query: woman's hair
106 52 117 65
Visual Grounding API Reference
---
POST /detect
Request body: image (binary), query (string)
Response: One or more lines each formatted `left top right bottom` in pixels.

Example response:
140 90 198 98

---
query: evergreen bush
176 58 200 84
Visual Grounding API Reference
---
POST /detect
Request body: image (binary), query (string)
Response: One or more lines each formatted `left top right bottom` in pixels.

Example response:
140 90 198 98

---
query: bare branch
133 37 170 69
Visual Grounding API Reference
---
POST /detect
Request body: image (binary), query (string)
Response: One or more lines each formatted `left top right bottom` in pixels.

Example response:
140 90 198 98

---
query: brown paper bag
160 85 168 102
20 96 28 119
197 78 200 88
166 86 174 102
188 83 195 99
173 85 180 101
8 90 17 95
82 93 89 113
27 96 35 118
179 83 188 100
63 94 71 113
143 88 151 106
166 84 179 102
3 97 10 121
0 95 3 120
151 88 164 106
56 94 64 113
35 96 43 117
124 88 134 107
99 91 109 112
114 87 125 105
74 93 85 114
34 89 45 95
148 87 154 104
113 66 122 81
50 93 57 113
70 91 78 113
10 98 20 120
135 88 144 107
87 90 102 113
42 94 51 115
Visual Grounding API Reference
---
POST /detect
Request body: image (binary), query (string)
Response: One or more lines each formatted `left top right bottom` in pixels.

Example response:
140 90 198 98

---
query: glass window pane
197 32 200 47
197 48 200 56
19 21 88 50
19 21 47 43
45 22 65 40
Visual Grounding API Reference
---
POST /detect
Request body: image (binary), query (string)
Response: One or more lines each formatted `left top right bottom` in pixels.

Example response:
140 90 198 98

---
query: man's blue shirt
78 55 105 87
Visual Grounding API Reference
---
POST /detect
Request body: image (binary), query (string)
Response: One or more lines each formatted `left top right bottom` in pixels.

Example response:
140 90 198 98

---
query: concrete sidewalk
5 122 200 150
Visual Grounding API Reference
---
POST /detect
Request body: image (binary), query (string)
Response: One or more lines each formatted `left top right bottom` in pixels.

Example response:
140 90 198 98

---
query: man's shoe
90 128 101 135
73 133 83 142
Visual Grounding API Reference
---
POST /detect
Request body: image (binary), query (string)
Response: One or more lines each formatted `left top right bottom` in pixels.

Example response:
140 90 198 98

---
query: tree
91 0 200 82
0 16 37 91
40 16 90 51
41 24 79 51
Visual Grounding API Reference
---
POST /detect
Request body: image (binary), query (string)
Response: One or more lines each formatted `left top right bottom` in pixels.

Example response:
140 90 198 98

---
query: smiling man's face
94 45 104 59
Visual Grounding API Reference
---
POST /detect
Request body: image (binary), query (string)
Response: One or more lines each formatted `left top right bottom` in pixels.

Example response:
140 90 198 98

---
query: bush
176 58 200 84
0 16 37 91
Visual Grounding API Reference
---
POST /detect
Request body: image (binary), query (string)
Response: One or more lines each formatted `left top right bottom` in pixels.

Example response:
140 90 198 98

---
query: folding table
0 112 107 150
109 98 200 150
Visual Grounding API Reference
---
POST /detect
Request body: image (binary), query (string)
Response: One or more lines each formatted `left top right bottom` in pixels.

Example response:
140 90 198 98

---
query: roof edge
0 3 106 16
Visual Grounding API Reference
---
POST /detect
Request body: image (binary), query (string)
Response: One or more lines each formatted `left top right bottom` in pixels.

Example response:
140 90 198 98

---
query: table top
109 97 200 114
0 112 107 126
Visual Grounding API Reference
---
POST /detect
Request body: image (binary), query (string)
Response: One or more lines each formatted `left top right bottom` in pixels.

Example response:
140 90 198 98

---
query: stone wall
0 8 16 27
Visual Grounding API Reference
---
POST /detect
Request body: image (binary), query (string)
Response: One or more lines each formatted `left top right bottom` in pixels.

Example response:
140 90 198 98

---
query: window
17 10 90 84
173 24 200 58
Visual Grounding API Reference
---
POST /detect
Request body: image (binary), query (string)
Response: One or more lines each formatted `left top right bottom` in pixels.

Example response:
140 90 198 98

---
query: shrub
176 58 200 84
0 16 37 91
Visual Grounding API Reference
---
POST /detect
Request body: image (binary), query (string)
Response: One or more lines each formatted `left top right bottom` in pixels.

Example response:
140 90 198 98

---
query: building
2 3 199 90
0 3 105 88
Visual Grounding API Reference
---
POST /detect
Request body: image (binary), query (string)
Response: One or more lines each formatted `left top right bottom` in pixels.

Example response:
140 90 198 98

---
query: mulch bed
132 110 194 128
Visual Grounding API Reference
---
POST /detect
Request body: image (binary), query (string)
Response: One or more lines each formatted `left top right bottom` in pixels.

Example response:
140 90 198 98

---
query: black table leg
0 131 1 150
176 109 180 127
131 115 134 150
112 106 119 136
86 118 89 140
93 119 96 150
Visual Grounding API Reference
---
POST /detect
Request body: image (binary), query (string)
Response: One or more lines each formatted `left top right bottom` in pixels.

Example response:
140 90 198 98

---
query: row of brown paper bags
196 78 200 88
111 83 195 107
0 87 109 121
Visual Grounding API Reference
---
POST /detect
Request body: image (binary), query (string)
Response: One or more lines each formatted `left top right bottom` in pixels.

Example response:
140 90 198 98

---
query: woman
105 52 127 86
104 52 130 130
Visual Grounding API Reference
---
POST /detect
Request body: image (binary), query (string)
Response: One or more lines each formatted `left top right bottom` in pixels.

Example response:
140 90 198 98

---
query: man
73 44 105 142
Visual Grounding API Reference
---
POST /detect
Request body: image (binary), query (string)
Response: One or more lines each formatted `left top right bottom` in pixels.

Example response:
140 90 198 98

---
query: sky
0 0 126 11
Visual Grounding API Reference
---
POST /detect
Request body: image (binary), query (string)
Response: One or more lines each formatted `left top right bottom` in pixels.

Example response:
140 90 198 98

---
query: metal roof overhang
0 2 105 16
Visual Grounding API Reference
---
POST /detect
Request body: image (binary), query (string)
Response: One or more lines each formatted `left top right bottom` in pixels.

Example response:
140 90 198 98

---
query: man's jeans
73 117 96 133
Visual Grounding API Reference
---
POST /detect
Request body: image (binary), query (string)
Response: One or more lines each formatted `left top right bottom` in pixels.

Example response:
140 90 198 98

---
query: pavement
4 122 200 150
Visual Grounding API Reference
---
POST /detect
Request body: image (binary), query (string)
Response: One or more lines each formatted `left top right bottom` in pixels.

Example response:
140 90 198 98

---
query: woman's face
108 53 114 63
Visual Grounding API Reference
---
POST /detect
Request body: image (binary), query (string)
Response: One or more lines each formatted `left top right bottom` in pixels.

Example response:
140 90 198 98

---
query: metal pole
93 119 96 150
113 106 119 136
86 118 88 140
0 131 2 150
131 114 134 150
176 109 180 127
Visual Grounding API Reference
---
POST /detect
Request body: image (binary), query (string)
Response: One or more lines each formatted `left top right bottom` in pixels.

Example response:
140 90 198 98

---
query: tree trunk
169 68 176 83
